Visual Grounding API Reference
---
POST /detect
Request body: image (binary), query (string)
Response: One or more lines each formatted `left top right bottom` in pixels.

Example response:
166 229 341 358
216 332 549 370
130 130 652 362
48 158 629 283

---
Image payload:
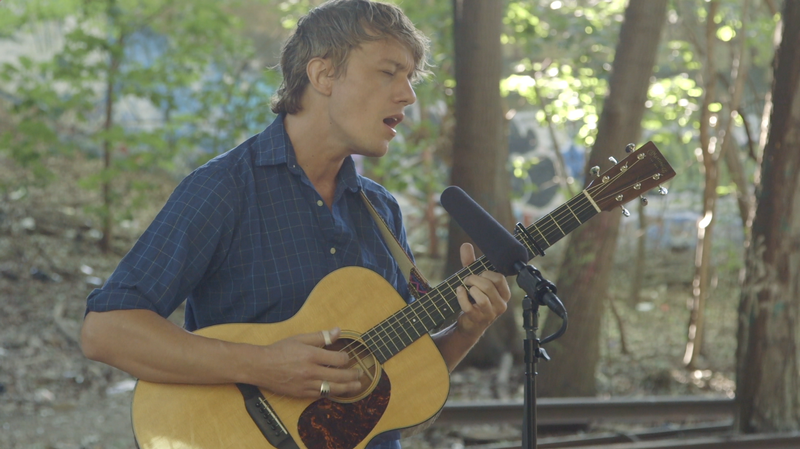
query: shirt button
317 200 324 207
330 248 336 255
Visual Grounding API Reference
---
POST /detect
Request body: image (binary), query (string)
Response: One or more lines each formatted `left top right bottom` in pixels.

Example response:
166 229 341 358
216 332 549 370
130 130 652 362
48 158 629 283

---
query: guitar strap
360 191 444 438
360 191 432 300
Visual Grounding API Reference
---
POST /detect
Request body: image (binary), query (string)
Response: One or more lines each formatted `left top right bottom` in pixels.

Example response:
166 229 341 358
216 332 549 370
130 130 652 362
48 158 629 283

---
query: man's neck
283 112 346 207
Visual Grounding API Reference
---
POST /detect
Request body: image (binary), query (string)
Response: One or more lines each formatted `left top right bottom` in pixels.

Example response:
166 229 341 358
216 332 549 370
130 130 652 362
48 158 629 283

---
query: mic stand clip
514 262 568 449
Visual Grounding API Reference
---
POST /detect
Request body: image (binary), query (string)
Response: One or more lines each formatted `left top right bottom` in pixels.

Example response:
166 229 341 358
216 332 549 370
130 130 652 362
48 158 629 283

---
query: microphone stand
514 261 568 449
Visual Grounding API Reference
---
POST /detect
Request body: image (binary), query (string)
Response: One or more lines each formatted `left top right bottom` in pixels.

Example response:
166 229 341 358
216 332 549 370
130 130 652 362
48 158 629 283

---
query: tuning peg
621 205 631 217
590 166 600 177
609 156 618 164
625 143 635 153
658 186 668 195
640 196 648 206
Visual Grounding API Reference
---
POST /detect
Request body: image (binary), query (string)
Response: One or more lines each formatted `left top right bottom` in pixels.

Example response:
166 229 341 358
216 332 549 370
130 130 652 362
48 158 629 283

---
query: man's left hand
454 243 512 339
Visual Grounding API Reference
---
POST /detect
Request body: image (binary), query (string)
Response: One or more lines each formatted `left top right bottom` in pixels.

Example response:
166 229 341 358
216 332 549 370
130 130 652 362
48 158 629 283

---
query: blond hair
271 0 430 115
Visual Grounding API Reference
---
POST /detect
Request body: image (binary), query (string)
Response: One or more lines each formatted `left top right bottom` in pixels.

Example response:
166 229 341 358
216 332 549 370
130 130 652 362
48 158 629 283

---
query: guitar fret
374 330 394 361
393 316 413 345
360 144 675 365
531 223 550 246
374 330 395 357
412 301 436 331
381 321 405 355
428 291 448 321
549 213 565 236
386 315 412 348
418 298 437 326
369 189 604 362
398 315 416 343
517 193 599 258
365 332 390 363
402 309 425 340
565 202 582 224
437 286 455 317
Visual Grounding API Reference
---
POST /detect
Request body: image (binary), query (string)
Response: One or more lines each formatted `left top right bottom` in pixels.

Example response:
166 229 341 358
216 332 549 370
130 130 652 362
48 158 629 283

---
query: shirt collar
254 114 361 193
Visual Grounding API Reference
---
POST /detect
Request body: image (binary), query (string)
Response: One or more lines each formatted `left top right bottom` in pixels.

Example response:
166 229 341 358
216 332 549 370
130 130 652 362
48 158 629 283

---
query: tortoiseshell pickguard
298 371 391 449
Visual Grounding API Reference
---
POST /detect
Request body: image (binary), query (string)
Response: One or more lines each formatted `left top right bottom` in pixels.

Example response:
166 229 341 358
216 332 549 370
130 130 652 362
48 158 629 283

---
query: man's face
326 38 417 158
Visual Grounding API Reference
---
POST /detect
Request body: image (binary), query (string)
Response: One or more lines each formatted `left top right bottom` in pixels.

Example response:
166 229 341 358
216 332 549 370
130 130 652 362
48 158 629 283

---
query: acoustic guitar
131 142 675 449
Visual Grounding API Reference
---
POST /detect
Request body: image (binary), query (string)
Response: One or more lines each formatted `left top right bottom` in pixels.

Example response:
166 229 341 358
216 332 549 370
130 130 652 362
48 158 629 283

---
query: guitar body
131 266 451 449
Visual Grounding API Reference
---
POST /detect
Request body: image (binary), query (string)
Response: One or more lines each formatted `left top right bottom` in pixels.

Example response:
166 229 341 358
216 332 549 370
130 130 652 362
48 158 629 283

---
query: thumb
460 242 477 267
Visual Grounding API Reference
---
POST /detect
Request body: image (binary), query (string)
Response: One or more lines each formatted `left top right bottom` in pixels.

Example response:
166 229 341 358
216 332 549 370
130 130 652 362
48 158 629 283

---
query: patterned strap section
360 191 432 299
408 267 431 298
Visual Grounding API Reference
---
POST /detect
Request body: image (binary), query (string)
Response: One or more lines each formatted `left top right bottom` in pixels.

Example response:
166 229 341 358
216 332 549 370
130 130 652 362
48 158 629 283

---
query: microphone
440 186 529 276
440 186 566 319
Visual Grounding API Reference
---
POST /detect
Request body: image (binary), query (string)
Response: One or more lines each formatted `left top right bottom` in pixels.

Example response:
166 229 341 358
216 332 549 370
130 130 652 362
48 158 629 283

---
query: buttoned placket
287 152 364 272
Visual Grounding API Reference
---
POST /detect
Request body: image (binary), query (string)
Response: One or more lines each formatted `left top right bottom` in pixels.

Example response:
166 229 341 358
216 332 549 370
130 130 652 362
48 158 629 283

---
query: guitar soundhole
327 331 382 403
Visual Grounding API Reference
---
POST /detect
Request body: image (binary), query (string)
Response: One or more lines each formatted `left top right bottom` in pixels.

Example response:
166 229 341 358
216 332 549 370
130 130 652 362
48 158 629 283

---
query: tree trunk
748 10 784 230
538 0 668 397
446 0 518 367
685 0 751 369
736 0 800 432
683 1 720 369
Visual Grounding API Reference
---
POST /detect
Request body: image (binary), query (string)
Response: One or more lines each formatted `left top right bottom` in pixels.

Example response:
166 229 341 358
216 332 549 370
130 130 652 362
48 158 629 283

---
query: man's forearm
81 309 363 398
81 309 254 385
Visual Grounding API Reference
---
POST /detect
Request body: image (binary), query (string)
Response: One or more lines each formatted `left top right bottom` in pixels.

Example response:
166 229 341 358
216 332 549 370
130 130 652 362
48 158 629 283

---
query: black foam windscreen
440 186 530 276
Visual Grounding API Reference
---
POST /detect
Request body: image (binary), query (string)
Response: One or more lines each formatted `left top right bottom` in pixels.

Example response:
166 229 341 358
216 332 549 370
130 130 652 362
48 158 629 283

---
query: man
81 1 511 447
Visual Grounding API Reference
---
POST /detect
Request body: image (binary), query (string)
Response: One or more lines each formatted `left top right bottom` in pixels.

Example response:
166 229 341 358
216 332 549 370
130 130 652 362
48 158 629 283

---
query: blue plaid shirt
87 115 413 329
86 115 412 448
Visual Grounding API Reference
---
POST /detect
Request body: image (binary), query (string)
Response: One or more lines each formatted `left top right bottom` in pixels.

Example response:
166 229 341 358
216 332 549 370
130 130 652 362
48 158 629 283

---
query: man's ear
307 57 334 96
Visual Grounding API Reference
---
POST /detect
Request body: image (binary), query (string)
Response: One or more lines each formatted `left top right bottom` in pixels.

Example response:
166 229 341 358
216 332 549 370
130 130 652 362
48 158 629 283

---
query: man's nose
397 78 417 105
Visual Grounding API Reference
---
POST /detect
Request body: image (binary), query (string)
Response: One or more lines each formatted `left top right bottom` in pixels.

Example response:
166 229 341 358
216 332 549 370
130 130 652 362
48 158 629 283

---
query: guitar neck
363 190 600 364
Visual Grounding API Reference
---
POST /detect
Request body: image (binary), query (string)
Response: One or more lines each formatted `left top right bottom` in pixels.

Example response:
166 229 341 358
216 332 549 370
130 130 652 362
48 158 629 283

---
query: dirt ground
0 156 739 449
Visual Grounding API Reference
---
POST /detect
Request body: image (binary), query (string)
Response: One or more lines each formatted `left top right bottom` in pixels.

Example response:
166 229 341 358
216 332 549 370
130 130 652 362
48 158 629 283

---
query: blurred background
1 0 798 448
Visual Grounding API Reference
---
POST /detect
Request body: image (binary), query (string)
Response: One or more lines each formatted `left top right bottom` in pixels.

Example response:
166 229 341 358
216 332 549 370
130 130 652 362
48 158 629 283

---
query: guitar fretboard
362 190 600 364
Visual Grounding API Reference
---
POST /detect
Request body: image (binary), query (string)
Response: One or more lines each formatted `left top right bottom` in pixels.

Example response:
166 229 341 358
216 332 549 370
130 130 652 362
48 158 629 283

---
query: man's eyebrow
377 58 410 70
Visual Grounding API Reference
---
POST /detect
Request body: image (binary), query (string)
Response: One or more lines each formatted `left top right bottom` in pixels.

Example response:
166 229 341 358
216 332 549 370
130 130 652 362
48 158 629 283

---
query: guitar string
349 156 657 361
340 174 647 367
363 195 590 357
322 166 644 367
334 188 600 364
264 157 661 406
340 154 655 360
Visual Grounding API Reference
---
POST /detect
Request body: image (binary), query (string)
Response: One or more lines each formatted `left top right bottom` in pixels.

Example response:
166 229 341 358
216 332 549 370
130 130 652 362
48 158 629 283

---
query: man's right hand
82 310 362 399
251 328 363 398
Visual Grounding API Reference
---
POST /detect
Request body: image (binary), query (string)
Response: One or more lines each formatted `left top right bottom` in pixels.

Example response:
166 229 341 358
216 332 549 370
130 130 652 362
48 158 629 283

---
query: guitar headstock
586 141 676 213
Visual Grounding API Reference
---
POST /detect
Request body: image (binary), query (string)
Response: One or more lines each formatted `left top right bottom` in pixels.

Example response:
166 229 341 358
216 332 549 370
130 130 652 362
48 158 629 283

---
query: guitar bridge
236 383 300 449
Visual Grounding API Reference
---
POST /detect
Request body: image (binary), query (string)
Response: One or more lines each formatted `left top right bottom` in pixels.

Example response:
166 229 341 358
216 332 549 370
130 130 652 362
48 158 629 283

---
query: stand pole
522 296 540 449
515 262 565 449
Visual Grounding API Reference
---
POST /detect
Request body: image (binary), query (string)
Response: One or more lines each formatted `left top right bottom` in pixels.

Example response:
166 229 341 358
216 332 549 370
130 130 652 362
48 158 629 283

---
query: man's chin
359 144 390 158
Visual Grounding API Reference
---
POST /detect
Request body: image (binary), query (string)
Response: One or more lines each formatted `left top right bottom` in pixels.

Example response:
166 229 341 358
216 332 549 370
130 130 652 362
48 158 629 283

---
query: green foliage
0 0 276 238
502 0 626 152
0 0 782 243
498 0 777 200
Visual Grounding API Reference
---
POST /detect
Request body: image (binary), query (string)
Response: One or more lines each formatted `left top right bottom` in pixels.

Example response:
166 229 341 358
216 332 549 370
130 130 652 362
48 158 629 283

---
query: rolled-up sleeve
86 166 238 318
